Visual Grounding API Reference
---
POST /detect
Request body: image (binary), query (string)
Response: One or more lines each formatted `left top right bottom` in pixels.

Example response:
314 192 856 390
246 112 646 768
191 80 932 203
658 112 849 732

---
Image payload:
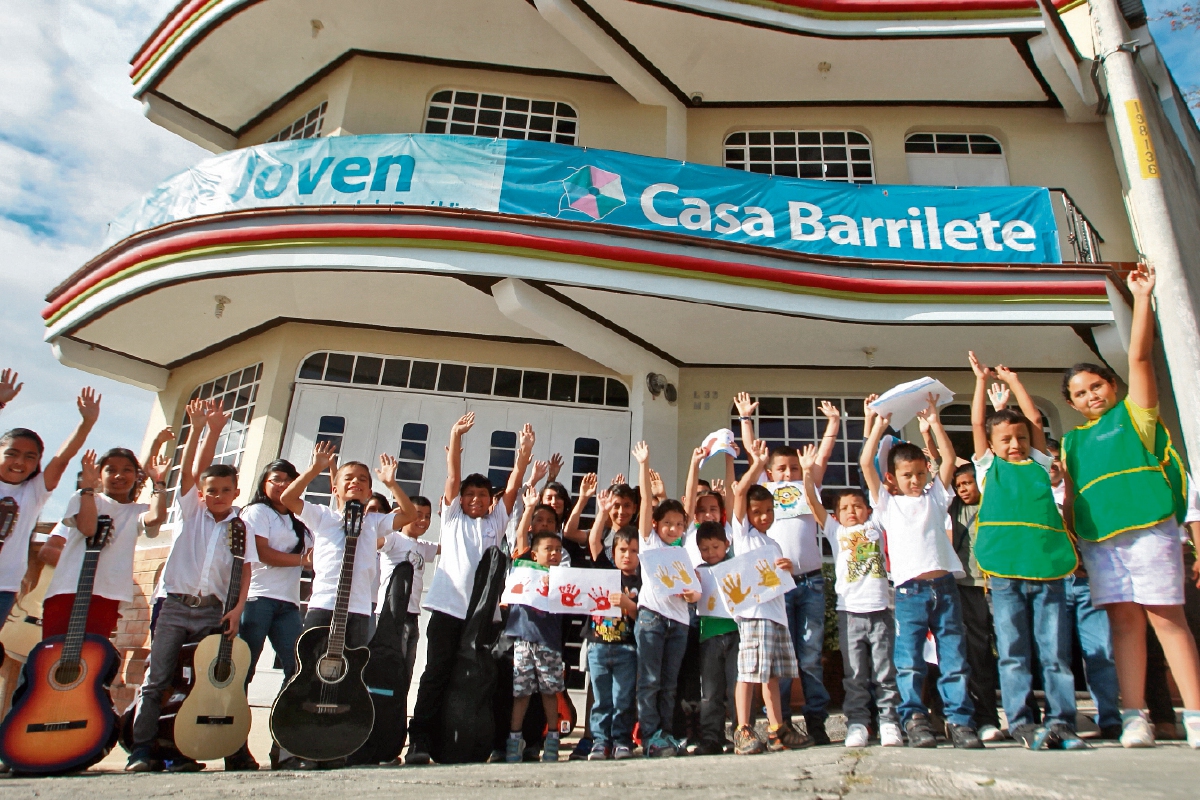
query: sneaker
166 757 205 772
612 744 635 760
734 725 765 755
1098 723 1122 741
880 722 904 747
570 737 594 761
522 746 541 762
768 720 812 751
542 733 560 763
224 744 259 772
645 731 676 758
1048 722 1089 751
1183 710 1200 749
588 743 610 761
296 759 323 771
905 714 938 748
804 714 831 746
1120 709 1155 748
1011 723 1050 750
844 723 869 748
506 735 526 763
406 744 432 765
978 724 1005 743
487 749 507 763
125 748 158 773
947 723 984 749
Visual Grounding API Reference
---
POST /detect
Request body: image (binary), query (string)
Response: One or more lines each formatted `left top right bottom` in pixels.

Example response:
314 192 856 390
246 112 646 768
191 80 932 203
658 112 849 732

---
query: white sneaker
879 722 904 748
979 724 1004 743
1120 709 1155 748
1183 711 1200 749
844 724 869 748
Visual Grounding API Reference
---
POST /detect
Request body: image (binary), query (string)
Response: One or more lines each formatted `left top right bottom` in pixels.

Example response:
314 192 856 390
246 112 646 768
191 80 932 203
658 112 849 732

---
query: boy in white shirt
799 445 902 748
729 440 812 755
860 394 982 750
406 413 534 765
377 495 438 700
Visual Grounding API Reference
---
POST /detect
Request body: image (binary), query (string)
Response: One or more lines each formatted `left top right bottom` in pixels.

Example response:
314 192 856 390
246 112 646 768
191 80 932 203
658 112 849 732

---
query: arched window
905 133 1008 187
724 130 874 183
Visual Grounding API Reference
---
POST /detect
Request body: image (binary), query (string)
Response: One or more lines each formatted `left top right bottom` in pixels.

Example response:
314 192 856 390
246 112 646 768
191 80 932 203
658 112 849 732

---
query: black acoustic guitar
270 500 373 761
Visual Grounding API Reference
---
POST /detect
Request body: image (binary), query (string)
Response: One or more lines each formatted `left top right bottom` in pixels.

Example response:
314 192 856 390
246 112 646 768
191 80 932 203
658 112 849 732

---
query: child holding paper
504 530 566 763
729 440 811 755
694 520 739 755
799 444 902 748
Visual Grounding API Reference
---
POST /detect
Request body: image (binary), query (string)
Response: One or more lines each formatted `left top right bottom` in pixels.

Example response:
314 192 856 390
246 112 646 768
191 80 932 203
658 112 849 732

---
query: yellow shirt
1125 398 1159 454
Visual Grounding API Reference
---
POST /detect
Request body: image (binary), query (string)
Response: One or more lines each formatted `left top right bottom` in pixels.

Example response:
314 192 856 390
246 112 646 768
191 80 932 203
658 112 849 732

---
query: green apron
975 455 1078 580
1062 399 1187 542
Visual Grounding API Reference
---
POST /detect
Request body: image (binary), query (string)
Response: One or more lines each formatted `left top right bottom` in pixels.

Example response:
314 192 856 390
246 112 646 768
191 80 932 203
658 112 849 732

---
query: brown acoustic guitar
0 514 120 774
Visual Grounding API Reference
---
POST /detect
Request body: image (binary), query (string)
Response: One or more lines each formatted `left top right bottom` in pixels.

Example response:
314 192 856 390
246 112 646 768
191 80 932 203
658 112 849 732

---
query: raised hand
588 588 612 611
185 398 207 428
631 441 650 464
1127 263 1155 298
529 459 550 486
376 453 399 485
522 482 540 508
993 364 1019 385
721 573 750 605
311 440 338 472
915 392 941 424
559 584 581 607
578 473 598 499
144 453 171 485
819 400 841 421
0 369 22 405
79 449 100 489
863 393 879 429
711 478 725 496
610 473 626 487
968 350 993 379
733 391 758 418
517 423 535 455
673 560 693 586
691 446 705 465
749 438 769 465
649 469 666 501
206 398 231 431
655 565 676 589
547 452 564 481
77 387 101 425
451 412 475 438
989 382 1011 411
755 559 782 588
797 443 818 472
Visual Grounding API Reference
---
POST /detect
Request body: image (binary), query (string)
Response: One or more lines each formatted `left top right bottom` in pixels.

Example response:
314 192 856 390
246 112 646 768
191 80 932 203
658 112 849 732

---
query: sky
0 1 1197 522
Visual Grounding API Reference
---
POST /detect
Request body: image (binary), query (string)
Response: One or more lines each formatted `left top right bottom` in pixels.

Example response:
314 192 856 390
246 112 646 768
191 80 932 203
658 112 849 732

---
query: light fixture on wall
863 346 877 368
311 19 324 38
817 61 832 73
647 372 667 397
214 295 231 319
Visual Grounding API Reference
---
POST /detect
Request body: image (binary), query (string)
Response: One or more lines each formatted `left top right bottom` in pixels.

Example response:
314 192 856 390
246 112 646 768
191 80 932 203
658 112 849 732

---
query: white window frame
424 89 578 145
266 101 327 143
723 130 875 184
904 132 1009 187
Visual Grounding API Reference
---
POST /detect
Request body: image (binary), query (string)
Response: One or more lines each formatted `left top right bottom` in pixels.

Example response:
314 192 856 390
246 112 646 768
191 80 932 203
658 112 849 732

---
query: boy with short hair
800 446 902 748
128 399 259 773
729 439 812 755
694 520 739 755
504 531 567 763
407 413 534 764
860 393 982 750
585 520 641 760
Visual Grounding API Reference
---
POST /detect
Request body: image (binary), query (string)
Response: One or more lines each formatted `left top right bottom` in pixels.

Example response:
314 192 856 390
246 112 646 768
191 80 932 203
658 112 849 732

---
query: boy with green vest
1060 264 1200 749
968 351 1082 751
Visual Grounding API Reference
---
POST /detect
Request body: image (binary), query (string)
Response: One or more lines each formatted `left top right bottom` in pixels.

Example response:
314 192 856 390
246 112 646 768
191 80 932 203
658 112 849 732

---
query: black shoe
405 744 432 765
905 713 938 748
296 759 323 771
1048 722 1089 751
1011 723 1050 750
275 757 304 770
804 714 831 746
947 724 984 749
569 737 593 761
1099 724 1122 741
166 757 204 773
224 744 259 772
691 740 724 756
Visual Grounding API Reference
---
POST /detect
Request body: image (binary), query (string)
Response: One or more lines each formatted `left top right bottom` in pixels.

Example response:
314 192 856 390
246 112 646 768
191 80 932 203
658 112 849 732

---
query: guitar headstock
228 517 247 558
88 515 113 550
0 497 17 543
343 499 364 538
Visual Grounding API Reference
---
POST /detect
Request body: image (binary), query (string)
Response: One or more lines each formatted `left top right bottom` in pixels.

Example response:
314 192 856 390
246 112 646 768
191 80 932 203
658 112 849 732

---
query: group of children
1 265 1198 773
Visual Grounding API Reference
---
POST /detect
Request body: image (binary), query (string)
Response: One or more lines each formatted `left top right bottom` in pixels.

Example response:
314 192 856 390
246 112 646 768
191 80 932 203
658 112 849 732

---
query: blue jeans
0 591 15 626
635 608 689 739
991 577 1076 730
1065 574 1120 729
588 642 639 748
893 574 974 728
240 596 303 686
780 575 830 720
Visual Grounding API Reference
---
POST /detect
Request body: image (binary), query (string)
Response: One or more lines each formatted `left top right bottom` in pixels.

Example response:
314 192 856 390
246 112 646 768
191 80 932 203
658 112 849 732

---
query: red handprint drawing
588 588 611 611
536 575 550 597
509 580 525 595
559 584 582 607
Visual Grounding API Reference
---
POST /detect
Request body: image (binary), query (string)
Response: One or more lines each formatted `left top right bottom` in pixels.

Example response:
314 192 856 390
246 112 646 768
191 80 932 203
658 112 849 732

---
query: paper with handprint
547 566 622 617
697 567 733 618
868 377 954 430
500 561 551 612
638 545 697 605
699 428 737 469
765 481 811 520
709 550 796 616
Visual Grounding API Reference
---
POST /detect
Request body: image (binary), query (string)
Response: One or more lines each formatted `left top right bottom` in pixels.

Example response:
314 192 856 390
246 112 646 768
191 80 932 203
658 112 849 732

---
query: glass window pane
490 448 516 469
522 371 549 400
437 363 467 393
352 356 383 385
409 361 438 390
605 379 629 408
575 437 600 456
466 366 494 394
494 368 521 397
759 418 785 439
758 397 784 416
491 430 517 448
549 373 577 403
401 422 428 441
324 353 353 383
579 376 605 405
381 359 410 387
395 462 423 482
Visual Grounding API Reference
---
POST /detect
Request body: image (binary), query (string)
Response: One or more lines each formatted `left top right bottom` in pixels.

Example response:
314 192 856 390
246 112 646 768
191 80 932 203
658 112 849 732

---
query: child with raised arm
632 440 699 758
799 444 902 748
407 414 534 764
861 395 981 750
968 352 1083 750
693 519 739 756
1060 265 1200 749
729 439 812 755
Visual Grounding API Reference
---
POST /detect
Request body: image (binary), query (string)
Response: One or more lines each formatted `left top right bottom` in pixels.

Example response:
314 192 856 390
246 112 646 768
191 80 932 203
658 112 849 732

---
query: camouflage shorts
512 639 565 697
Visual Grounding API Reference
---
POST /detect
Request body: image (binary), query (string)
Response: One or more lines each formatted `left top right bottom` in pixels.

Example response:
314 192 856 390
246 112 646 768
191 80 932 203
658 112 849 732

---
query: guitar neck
326 532 360 658
61 547 102 665
215 554 245 666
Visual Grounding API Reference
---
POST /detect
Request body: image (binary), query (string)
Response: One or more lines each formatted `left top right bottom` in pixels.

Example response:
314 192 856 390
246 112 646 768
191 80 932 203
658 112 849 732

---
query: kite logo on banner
561 166 626 220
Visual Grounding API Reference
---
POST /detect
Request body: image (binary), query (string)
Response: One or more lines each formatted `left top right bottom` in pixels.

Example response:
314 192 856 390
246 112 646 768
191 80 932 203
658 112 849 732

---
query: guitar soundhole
208 659 236 688
317 656 347 683
49 659 87 690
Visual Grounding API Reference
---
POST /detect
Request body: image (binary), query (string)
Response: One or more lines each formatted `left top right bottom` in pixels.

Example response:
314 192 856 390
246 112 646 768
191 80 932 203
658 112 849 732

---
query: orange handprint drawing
722 573 751 605
755 559 781 589
559 584 582 607
672 561 693 586
655 565 677 590
706 595 717 612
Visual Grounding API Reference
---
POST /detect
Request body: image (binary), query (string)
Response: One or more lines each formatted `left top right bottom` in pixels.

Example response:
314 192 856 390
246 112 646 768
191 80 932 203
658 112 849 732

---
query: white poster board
501 562 551 611
697 567 733 618
867 377 954 430
638 545 698 604
547 566 622 618
709 550 796 616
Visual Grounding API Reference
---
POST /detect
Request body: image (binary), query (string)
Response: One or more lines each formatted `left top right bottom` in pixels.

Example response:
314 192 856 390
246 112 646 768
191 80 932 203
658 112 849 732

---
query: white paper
709 550 797 616
547 566 622 617
765 481 811 519
868 377 954 431
697 567 733 618
699 428 737 469
638 545 699 604
501 563 551 611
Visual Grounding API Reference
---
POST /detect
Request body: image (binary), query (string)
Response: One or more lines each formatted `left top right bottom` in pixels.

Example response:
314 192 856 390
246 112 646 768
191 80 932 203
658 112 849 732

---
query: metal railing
1051 188 1104 263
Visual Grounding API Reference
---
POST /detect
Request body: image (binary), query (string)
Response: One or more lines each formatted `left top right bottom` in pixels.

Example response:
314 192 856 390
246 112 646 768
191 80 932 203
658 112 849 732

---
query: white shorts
1079 521 1187 607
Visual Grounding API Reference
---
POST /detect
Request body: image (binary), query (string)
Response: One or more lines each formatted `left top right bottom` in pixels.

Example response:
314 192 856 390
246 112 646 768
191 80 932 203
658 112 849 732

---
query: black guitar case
430 546 509 764
348 560 415 765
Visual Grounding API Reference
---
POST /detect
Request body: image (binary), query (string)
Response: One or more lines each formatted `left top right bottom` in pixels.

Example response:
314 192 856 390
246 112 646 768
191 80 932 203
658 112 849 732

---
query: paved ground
3 739 1199 799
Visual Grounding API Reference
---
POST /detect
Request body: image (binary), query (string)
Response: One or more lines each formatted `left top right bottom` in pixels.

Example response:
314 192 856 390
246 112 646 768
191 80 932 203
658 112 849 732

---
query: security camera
690 93 704 105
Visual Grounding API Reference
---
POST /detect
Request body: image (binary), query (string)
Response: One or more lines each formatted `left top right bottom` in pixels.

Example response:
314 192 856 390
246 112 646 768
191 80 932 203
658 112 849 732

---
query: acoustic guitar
0 515 120 774
270 500 373 761
0 497 21 667
172 517 252 761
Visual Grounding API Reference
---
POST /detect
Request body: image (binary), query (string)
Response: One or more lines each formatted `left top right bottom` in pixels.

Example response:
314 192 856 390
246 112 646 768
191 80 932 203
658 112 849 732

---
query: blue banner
106 134 1060 264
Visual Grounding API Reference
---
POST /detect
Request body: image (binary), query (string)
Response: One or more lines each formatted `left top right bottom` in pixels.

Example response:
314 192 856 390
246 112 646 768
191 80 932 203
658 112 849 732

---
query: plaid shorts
736 618 799 684
513 639 565 697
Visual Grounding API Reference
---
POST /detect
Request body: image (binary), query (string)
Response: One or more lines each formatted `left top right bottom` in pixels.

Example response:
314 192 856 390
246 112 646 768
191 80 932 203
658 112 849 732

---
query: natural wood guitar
171 517 252 761
0 514 120 774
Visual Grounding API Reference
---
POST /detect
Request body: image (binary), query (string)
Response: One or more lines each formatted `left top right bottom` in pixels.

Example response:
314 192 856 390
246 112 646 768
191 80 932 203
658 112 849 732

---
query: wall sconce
214 295 231 319
647 372 667 396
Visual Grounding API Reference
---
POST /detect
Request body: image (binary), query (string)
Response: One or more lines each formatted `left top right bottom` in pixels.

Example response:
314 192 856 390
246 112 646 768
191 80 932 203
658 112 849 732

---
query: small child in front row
504 531 566 763
798 445 902 748
730 440 812 754
860 395 982 749
694 520 739 755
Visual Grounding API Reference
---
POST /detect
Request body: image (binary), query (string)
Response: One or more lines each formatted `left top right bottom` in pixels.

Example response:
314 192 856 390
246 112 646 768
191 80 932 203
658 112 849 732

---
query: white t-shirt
299 501 392 616
764 481 823 576
874 477 963 588
0 475 52 593
730 517 788 626
49 491 146 602
424 496 510 620
377 533 440 614
161 489 259 601
1184 482 1199 525
973 449 1054 485
242 503 305 605
824 515 891 613
638 531 693 625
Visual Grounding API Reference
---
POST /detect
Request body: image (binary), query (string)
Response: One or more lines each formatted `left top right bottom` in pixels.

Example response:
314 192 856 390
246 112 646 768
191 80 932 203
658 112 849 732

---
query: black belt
792 568 823 581
167 592 223 609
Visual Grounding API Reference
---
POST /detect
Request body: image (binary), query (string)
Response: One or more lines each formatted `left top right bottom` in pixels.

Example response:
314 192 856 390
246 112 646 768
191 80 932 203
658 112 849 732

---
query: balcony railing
1050 188 1104 264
